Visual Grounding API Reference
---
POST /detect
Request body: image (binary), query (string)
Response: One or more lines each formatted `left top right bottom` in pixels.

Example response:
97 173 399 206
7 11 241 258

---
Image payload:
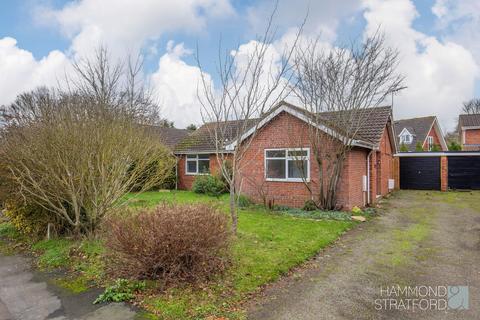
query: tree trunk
229 185 238 234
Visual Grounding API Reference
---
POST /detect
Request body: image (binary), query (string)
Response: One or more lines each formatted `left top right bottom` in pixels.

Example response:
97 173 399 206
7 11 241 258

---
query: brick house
458 114 480 151
394 116 448 152
172 102 397 209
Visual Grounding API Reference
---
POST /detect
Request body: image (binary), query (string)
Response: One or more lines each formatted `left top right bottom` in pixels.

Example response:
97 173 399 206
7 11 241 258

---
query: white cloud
247 0 361 41
0 37 69 106
150 42 213 128
432 0 480 71
363 0 479 131
39 0 234 58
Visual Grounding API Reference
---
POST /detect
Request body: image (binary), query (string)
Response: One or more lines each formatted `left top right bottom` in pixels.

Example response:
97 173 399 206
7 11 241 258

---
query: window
427 136 434 150
186 154 210 174
265 148 309 181
400 133 412 144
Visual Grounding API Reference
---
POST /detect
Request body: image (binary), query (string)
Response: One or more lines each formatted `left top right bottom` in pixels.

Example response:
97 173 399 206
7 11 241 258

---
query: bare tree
462 98 480 114
196 7 304 233
292 33 404 209
0 49 175 236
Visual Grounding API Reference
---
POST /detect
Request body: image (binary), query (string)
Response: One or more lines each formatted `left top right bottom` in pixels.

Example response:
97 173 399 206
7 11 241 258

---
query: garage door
448 156 480 190
400 157 441 190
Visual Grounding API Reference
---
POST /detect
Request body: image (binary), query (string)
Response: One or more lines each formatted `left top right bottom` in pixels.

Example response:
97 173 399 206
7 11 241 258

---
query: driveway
0 255 136 320
249 191 480 320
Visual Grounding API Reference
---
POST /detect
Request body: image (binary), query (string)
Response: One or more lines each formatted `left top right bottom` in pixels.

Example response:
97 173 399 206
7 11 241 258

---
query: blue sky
1 0 479 130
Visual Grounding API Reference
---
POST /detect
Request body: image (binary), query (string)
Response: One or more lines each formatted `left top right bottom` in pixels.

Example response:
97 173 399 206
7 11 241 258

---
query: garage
448 156 480 190
399 156 441 190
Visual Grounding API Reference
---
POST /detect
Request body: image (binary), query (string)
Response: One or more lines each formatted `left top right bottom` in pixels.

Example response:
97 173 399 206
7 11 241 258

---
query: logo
447 286 469 310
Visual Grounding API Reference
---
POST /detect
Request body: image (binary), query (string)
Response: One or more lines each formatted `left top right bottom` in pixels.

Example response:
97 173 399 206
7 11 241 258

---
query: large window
186 154 210 174
264 148 310 182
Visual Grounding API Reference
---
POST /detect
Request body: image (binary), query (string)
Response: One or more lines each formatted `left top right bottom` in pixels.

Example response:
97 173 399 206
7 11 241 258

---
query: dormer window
399 129 413 145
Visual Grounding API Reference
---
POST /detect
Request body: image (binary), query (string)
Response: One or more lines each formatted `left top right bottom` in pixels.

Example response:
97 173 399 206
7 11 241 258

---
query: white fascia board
433 118 448 151
398 127 412 137
394 152 480 157
462 126 480 130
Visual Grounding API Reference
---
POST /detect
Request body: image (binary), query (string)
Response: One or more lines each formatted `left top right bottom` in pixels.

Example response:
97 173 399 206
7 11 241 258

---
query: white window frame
185 154 210 175
427 136 434 150
264 148 310 182
400 133 412 144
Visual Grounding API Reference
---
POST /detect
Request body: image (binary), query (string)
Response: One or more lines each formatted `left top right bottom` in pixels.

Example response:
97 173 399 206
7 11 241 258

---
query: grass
29 238 105 293
123 191 355 319
1 191 355 319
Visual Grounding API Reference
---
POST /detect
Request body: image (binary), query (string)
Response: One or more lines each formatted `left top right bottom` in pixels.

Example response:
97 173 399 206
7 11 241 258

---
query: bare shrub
103 203 231 283
0 48 175 236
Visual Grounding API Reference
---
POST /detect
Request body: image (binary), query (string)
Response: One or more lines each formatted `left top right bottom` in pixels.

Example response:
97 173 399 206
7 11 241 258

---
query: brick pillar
393 157 400 190
440 156 448 191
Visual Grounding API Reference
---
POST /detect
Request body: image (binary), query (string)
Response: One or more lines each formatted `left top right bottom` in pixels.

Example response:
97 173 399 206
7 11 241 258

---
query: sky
1 0 479 131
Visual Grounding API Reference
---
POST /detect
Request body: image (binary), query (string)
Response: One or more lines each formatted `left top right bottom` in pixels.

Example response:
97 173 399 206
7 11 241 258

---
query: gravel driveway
249 191 480 320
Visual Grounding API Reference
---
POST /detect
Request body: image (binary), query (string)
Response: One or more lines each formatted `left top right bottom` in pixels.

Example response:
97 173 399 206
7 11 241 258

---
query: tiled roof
146 126 190 149
318 106 392 146
174 119 259 153
394 116 435 152
459 114 480 127
174 102 393 153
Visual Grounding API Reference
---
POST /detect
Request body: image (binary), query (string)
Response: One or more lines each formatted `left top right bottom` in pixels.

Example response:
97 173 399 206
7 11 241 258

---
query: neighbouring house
394 116 448 152
148 126 190 149
458 114 480 151
172 102 397 210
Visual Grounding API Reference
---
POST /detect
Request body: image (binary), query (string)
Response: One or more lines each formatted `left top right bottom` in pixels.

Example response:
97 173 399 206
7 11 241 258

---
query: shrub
237 195 252 208
351 206 363 215
430 144 441 152
302 200 317 211
103 203 231 283
3 201 59 238
218 160 233 189
448 141 462 151
192 175 226 197
415 141 424 151
94 279 146 304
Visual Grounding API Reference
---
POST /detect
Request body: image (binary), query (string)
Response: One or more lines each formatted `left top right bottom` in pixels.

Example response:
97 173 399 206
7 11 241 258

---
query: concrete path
0 255 136 320
249 191 480 320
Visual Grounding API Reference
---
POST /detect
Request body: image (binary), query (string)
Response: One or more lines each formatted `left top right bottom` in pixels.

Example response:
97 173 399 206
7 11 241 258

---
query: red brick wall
177 154 222 190
176 111 395 210
238 111 368 209
345 148 368 208
464 129 480 144
423 125 444 150
369 126 394 202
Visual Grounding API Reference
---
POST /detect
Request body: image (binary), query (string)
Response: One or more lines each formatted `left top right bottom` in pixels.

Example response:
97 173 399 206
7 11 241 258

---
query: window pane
187 160 197 173
266 159 286 179
198 160 210 173
198 154 210 159
288 160 308 179
266 150 285 158
187 154 196 159
288 150 308 157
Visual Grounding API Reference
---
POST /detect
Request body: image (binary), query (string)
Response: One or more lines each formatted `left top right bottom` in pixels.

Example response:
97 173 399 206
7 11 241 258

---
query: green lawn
1 191 355 319
124 191 355 319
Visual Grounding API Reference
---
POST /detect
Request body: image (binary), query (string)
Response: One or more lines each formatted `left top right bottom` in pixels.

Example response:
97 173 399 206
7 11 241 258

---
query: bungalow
171 102 397 210
458 114 480 151
394 116 447 152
